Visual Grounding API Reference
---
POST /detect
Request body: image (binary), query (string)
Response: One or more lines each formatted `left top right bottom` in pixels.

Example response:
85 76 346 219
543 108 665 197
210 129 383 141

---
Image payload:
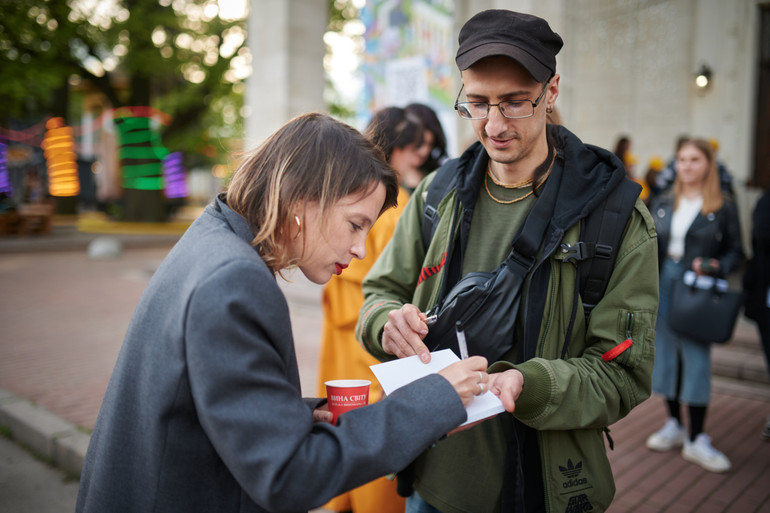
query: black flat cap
456 10 563 82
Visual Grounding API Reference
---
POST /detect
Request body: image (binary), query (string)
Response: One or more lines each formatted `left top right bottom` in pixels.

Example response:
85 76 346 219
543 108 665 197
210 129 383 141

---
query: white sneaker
682 433 731 473
646 418 686 451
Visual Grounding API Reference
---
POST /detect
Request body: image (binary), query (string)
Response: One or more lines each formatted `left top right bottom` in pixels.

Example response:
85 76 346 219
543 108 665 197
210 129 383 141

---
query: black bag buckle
560 242 612 263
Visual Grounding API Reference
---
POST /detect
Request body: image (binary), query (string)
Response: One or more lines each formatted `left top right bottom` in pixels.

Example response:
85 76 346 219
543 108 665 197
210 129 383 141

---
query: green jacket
357 128 659 513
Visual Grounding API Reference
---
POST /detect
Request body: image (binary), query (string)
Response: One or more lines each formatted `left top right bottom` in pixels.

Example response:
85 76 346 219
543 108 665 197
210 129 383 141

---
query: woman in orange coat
317 107 433 513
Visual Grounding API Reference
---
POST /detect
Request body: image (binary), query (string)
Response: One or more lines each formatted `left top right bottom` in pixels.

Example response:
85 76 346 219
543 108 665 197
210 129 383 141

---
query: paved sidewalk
0 434 79 513
1 225 769 512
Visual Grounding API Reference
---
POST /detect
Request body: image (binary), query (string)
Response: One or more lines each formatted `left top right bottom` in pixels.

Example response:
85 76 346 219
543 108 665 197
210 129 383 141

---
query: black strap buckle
560 242 613 263
595 243 612 259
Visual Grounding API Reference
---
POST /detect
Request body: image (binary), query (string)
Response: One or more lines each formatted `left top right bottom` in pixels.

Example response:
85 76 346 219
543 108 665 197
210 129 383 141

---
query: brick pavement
1 236 769 512
0 244 325 430
607 392 770 512
0 247 170 429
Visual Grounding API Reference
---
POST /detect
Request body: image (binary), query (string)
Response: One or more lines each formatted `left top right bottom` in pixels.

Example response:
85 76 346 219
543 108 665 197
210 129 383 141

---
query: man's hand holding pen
382 304 434 362
382 303 489 388
382 303 522 414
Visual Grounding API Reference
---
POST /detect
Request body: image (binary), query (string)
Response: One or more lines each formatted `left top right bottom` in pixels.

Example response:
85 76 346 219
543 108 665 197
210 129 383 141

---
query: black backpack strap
421 160 459 251
562 178 642 319
507 168 560 271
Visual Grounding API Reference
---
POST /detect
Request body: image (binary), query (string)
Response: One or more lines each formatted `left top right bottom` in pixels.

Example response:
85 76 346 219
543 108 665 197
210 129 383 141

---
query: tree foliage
328 0 360 33
0 0 248 167
326 0 362 121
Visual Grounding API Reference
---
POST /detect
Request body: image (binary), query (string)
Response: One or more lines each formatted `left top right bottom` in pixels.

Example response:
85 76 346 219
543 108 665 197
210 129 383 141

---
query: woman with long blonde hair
645 138 744 473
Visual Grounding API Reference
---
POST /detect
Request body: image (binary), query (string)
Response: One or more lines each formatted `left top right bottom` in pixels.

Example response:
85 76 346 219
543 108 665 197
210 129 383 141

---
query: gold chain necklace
487 168 533 189
484 157 555 205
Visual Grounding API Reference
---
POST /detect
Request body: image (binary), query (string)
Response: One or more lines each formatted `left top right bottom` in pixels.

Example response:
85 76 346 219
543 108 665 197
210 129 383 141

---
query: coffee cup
324 379 371 425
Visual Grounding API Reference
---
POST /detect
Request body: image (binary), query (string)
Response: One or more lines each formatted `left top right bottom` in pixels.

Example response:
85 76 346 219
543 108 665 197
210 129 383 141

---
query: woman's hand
487 369 524 413
312 403 333 424
382 304 432 363
437 356 489 406
692 256 720 276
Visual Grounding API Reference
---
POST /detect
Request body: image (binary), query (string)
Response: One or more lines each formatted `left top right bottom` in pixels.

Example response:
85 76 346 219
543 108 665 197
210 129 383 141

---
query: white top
668 195 703 260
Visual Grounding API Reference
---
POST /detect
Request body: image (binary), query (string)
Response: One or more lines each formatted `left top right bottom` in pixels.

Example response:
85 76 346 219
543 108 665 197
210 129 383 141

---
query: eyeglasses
454 80 550 120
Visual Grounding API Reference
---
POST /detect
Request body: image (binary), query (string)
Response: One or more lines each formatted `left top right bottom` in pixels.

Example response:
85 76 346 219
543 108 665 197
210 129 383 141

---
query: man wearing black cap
358 9 658 513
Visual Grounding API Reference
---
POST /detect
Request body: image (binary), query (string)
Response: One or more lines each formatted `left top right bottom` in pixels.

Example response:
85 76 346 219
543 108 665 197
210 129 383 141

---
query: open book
370 349 505 426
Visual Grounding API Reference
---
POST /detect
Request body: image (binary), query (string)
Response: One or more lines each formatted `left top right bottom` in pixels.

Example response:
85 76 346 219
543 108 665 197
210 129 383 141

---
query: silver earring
546 106 554 114
294 215 301 230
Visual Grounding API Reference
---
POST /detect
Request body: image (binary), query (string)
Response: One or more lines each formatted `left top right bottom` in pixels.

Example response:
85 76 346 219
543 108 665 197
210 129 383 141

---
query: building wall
240 0 764 241
244 0 326 150
457 1 761 184
457 0 765 239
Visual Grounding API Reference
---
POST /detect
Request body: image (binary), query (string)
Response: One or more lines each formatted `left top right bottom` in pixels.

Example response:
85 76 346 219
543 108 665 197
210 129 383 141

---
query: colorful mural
358 0 457 153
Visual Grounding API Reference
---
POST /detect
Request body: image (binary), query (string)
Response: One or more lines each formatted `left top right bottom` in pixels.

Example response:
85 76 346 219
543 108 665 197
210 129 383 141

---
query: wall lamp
695 64 712 89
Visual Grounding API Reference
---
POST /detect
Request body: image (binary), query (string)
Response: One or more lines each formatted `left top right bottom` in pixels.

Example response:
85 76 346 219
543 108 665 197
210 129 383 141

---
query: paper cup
324 379 371 425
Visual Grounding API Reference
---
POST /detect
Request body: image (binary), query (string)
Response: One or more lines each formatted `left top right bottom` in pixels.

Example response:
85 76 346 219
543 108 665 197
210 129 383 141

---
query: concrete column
244 0 327 150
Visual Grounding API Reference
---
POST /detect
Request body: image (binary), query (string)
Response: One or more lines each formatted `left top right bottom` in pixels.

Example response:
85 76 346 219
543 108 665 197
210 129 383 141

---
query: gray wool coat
75 195 466 513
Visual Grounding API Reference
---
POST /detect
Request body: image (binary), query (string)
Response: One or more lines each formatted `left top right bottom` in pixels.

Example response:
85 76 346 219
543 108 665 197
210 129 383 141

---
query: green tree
0 0 248 220
325 0 362 121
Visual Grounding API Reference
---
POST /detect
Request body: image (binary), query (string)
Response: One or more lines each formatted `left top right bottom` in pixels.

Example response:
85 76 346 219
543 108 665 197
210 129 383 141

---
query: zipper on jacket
601 311 635 363
625 312 634 341
540 263 558 357
605 305 629 450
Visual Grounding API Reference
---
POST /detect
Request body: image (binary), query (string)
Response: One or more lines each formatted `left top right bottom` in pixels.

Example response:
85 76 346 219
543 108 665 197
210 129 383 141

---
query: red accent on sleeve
416 252 447 286
602 339 634 362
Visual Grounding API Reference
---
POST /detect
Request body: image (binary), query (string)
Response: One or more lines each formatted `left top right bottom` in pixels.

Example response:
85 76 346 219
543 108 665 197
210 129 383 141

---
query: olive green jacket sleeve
357 176 438 361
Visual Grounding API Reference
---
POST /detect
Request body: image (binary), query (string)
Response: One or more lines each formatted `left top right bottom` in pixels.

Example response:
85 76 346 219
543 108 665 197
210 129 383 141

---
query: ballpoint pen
455 321 469 360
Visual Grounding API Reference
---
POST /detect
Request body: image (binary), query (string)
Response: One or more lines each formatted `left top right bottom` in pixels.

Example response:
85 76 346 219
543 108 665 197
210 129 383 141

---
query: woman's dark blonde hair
674 138 724 214
226 112 399 273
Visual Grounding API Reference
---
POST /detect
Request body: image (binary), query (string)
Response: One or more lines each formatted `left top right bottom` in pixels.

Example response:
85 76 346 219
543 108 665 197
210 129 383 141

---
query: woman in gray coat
75 112 489 513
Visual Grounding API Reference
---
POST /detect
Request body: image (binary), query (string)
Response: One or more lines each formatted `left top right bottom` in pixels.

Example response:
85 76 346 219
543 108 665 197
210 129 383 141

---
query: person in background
613 134 650 203
358 9 658 512
613 134 634 173
743 186 770 440
367 106 427 192
316 106 426 513
645 155 666 204
646 138 744 473
656 135 690 194
76 112 490 513
405 103 448 176
657 136 734 196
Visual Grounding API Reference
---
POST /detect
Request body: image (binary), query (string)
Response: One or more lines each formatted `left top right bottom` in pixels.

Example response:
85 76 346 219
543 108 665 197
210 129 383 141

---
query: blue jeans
406 492 443 513
651 258 712 405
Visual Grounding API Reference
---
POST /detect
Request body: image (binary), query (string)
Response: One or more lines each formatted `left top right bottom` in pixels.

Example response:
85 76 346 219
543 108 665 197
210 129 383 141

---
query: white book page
370 349 505 426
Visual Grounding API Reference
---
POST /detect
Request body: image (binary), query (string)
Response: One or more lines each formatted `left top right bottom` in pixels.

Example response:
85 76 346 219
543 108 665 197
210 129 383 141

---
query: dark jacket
650 191 744 275
76 196 466 513
744 190 770 320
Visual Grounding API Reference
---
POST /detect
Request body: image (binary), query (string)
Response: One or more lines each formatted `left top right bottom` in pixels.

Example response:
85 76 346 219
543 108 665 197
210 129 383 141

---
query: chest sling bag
419 161 641 363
